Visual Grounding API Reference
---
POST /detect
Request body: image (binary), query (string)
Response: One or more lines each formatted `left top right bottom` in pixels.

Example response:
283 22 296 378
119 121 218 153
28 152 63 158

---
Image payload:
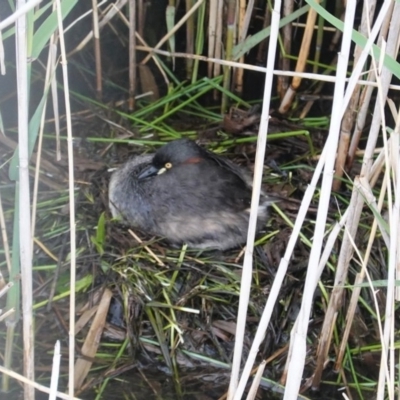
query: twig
128 229 166 267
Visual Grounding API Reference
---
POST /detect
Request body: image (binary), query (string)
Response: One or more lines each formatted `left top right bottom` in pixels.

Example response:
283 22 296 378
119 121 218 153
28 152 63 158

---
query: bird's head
138 139 206 180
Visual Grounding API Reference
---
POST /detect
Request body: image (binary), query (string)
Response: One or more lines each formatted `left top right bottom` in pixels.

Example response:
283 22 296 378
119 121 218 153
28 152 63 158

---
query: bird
109 138 271 250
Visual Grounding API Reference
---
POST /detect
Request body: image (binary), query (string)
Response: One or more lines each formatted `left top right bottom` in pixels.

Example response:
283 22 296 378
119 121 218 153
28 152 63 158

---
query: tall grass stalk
15 1 34 398
55 0 76 396
227 0 282 398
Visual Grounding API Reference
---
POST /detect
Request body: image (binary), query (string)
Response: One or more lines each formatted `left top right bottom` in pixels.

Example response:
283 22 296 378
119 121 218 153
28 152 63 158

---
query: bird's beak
138 165 159 180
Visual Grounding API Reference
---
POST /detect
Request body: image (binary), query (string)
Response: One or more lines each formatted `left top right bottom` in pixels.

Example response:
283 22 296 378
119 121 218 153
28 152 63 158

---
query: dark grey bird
109 139 270 250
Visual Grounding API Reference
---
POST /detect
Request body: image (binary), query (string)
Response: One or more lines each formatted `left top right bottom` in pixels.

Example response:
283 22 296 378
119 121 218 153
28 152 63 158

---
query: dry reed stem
74 288 113 389
312 147 385 160
0 31 5 74
92 0 102 99
75 306 99 335
128 0 136 110
238 0 254 44
346 0 379 168
213 0 223 79
115 8 170 86
33 237 58 262
278 0 293 97
316 206 350 278
65 0 110 35
234 0 254 95
32 17 59 251
66 0 127 57
221 0 235 112
392 124 400 303
55 0 77 397
234 0 246 95
329 7 344 51
0 283 13 301
128 229 166 267
0 0 42 31
0 192 12 276
135 45 400 90
313 1 400 393
354 178 390 247
349 4 394 172
313 189 362 387
135 34 169 86
207 0 218 77
345 205 393 400
137 0 144 36
278 3 319 113
0 365 83 400
332 118 351 191
286 3 357 397
292 5 318 88
48 37 62 162
335 271 364 367
0 306 16 322
15 1 34 398
376 94 400 400
340 0 393 118
255 2 270 65
371 12 399 399
185 0 195 78
140 0 204 65
228 1 282 398
246 360 266 400
346 76 375 167
299 71 331 118
49 341 61 400
335 172 386 370
333 0 373 190
235 108 355 395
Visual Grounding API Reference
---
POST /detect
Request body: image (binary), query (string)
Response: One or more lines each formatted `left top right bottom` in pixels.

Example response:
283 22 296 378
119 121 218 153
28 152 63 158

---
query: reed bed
0 1 399 399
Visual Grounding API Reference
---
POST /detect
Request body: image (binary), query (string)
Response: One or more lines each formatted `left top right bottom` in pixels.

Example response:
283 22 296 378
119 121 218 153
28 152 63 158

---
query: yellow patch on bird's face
158 162 173 175
157 167 166 175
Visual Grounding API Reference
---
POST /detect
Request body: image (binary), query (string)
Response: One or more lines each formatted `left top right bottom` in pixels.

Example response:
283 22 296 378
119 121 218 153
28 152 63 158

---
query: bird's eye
165 162 173 169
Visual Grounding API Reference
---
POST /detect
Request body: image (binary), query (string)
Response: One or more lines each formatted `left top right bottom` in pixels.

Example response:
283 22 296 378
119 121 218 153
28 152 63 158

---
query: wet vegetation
0 1 399 399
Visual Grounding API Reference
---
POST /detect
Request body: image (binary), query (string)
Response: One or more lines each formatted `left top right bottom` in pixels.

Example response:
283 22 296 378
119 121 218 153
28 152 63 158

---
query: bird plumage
109 139 270 250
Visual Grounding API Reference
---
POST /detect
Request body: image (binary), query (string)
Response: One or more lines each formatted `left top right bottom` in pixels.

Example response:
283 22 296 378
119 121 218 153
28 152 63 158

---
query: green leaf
232 5 310 60
96 212 106 245
33 274 94 310
306 0 400 80
91 212 106 255
8 0 78 181
9 93 48 181
32 0 78 60
2 1 54 41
